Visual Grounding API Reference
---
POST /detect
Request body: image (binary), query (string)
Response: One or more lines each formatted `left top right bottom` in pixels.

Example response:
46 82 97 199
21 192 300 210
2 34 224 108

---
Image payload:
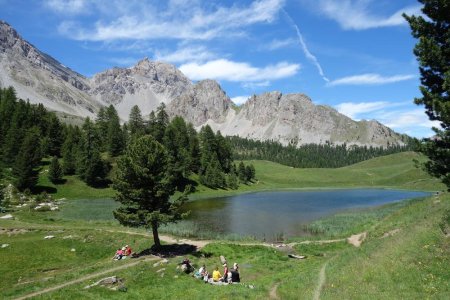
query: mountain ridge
0 20 407 148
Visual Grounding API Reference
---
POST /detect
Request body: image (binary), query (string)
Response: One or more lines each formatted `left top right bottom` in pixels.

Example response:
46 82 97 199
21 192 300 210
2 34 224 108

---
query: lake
182 189 430 239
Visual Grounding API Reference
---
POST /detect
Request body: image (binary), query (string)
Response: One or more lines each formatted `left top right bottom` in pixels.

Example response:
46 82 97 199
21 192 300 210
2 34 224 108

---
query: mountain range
0 20 407 147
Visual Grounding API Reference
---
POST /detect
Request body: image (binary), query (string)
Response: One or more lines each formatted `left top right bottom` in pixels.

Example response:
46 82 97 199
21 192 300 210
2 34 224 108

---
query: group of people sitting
194 262 241 284
112 245 133 260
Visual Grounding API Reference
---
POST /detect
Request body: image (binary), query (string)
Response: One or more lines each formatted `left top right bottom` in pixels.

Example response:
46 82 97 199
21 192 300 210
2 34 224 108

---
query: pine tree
12 127 42 191
45 115 64 157
404 1 450 188
113 135 187 249
128 105 145 137
48 156 63 184
61 126 78 175
77 118 109 186
106 105 125 156
154 103 169 142
238 161 247 183
95 107 109 151
227 164 239 189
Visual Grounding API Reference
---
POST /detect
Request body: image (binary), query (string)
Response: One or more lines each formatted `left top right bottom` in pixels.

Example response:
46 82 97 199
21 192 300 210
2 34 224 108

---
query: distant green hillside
37 151 444 200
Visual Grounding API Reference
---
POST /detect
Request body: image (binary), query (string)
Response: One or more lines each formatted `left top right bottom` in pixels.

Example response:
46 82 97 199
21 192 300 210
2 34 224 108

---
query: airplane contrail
282 9 330 82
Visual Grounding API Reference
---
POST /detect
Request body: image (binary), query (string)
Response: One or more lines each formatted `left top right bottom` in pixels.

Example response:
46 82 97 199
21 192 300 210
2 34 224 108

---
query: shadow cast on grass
137 243 198 258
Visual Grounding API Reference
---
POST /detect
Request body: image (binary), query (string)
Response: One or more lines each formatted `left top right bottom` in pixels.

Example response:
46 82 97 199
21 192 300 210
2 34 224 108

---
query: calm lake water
183 189 430 238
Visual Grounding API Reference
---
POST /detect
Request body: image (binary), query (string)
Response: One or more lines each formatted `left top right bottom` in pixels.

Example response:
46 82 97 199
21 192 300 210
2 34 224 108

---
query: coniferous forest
227 135 415 168
0 85 417 194
0 86 255 193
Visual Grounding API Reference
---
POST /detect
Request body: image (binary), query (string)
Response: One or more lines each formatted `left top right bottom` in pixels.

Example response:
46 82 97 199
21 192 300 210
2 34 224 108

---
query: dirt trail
14 256 158 300
269 283 280 299
347 232 367 247
313 262 328 300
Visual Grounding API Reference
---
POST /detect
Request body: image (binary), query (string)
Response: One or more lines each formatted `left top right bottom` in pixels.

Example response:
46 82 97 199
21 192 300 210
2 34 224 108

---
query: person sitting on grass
223 263 229 282
194 264 206 279
230 265 240 283
180 257 193 273
124 245 133 256
212 266 222 282
112 248 124 260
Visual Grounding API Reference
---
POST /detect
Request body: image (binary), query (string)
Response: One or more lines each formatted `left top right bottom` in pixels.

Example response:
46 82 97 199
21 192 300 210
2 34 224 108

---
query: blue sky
0 0 438 138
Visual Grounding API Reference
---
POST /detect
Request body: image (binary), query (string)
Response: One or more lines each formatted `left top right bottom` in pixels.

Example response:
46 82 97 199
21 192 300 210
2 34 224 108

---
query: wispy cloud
45 0 89 15
328 73 415 86
54 0 285 41
334 101 439 138
242 81 271 89
154 46 216 64
231 96 250 105
179 58 299 82
282 9 329 82
335 101 389 120
265 38 296 50
305 0 421 30
108 57 139 67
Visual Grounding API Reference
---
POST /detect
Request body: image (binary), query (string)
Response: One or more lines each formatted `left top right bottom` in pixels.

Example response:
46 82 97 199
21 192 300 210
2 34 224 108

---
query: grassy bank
1 191 448 299
34 152 444 201
1 151 448 299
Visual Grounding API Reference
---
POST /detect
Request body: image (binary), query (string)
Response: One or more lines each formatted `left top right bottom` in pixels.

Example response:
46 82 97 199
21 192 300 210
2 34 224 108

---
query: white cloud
381 109 440 130
154 46 216 64
335 101 389 119
265 38 296 50
231 96 250 105
45 0 89 15
55 0 285 41
179 59 299 82
308 0 421 30
334 101 440 138
282 9 329 82
108 57 139 66
328 73 415 86
242 81 271 89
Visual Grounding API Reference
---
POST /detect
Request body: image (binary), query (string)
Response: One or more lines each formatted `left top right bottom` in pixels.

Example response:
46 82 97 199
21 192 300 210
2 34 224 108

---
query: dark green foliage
227 166 239 190
113 135 187 248
77 118 110 186
128 105 145 137
228 136 414 168
106 105 125 156
61 126 79 175
152 103 169 143
0 87 65 167
187 123 200 173
238 161 246 183
45 115 64 157
12 127 42 191
48 156 63 184
163 116 192 189
198 125 234 188
404 1 450 188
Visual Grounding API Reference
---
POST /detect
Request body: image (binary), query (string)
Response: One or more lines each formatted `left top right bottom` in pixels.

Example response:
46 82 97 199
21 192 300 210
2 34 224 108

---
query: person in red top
124 245 132 256
223 263 229 282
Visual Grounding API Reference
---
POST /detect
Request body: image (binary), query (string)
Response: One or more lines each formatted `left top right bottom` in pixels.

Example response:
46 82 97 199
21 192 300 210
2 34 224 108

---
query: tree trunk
151 221 161 249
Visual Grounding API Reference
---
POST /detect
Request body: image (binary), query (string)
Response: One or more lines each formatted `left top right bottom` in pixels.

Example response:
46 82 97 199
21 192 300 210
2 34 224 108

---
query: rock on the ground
0 214 14 220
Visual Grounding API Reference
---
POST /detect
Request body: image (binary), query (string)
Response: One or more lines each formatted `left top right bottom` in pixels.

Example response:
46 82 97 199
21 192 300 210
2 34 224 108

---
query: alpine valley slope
0 20 407 147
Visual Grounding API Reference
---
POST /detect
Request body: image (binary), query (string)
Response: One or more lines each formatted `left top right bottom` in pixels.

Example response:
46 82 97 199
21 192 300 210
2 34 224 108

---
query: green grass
1 152 448 299
35 152 444 201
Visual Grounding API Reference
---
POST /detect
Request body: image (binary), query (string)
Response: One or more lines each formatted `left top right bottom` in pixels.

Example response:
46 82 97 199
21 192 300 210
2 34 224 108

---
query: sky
0 0 439 138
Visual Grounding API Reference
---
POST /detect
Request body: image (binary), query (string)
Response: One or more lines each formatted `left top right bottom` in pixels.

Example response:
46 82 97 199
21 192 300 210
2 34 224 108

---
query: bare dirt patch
0 228 30 236
347 232 367 247
382 228 401 238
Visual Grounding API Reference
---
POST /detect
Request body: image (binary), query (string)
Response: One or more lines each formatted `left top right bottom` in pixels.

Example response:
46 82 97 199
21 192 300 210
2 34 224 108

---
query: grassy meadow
1 152 449 299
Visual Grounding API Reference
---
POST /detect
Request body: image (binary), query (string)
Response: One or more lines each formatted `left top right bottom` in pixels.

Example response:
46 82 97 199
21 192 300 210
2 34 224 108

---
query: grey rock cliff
0 20 407 148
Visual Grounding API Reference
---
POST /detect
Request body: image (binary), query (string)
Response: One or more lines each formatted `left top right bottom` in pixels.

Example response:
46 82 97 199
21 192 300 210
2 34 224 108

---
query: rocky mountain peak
0 21 408 148
168 79 233 126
